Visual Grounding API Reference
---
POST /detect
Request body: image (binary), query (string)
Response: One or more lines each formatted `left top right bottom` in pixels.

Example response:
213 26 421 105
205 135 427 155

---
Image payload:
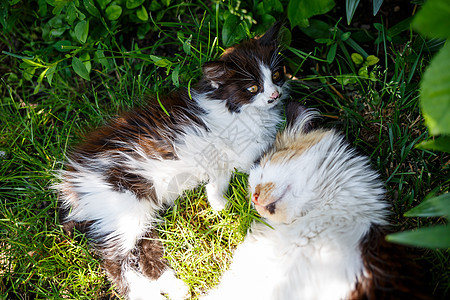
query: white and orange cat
204 102 430 300
55 23 288 300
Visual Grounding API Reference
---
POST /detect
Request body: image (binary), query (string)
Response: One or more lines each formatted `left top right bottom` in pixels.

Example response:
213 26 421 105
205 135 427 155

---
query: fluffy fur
55 23 288 300
203 102 430 300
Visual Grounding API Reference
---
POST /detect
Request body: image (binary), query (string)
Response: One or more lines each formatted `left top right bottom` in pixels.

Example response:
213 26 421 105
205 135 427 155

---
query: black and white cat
203 102 431 300
55 23 288 299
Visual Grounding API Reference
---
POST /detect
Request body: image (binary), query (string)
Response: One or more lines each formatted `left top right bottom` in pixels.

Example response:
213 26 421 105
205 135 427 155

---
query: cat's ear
285 101 317 134
202 61 228 88
258 22 283 47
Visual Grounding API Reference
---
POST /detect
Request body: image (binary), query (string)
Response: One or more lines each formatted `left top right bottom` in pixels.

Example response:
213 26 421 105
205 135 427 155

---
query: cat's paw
206 192 227 211
166 279 190 300
158 269 190 300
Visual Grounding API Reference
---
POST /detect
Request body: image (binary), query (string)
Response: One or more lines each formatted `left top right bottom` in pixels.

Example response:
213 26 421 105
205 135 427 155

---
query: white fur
55 61 287 299
203 122 388 300
125 268 189 300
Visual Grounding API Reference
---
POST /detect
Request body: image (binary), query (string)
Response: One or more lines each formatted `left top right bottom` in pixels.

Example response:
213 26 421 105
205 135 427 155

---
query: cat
203 101 431 300
55 23 288 300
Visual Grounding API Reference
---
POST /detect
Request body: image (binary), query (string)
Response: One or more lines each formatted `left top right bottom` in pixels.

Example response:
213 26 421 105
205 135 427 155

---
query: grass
1 1 449 299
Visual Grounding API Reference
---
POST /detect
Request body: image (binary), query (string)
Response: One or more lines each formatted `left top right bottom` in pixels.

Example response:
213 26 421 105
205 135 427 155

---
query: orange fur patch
261 129 331 166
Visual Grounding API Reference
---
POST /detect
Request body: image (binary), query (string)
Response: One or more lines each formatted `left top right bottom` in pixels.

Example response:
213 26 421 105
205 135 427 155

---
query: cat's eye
247 85 259 93
272 71 281 81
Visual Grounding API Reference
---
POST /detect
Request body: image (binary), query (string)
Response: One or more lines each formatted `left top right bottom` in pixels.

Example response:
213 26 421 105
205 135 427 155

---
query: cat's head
249 102 385 224
199 22 288 112
248 102 321 223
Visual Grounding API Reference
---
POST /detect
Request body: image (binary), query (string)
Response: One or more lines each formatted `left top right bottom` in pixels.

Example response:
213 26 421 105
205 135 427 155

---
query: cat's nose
270 91 280 100
251 193 259 204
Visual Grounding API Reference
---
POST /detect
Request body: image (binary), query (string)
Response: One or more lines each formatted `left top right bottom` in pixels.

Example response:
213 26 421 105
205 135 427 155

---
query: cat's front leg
206 173 231 211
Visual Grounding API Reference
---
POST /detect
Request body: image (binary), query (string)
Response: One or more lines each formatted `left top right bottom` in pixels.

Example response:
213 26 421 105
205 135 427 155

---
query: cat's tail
285 101 320 134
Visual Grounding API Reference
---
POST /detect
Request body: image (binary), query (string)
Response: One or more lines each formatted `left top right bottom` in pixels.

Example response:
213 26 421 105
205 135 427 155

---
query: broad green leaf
65 2 77 25
183 36 192 55
412 0 450 39
386 225 450 249
150 55 172 68
222 14 247 47
84 0 100 17
404 193 450 218
416 135 450 153
136 5 148 21
351 53 364 65
327 43 337 63
50 27 66 37
366 55 379 66
340 31 351 41
96 0 112 10
74 20 89 44
126 0 144 9
288 0 335 28
345 0 360 25
53 40 72 52
334 74 358 85
105 4 122 21
263 0 283 13
161 0 171 7
300 19 330 40
72 56 90 80
172 64 180 87
80 52 91 74
420 42 450 135
23 67 36 81
95 49 111 70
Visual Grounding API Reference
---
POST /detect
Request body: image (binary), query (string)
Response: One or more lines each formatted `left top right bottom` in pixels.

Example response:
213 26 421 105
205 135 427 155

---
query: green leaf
416 135 450 153
37 67 48 83
126 0 144 9
46 64 57 86
23 66 36 81
334 74 358 85
172 64 180 87
65 2 77 25
53 40 72 52
22 59 46 68
105 4 122 21
96 0 111 10
74 20 89 44
161 0 171 7
80 52 91 74
181 34 192 55
404 193 450 218
326 43 337 63
263 0 283 13
288 0 335 28
95 49 111 70
136 5 148 21
83 0 100 17
373 0 383 16
300 19 330 39
150 55 172 68
351 53 364 65
72 56 90 80
386 225 450 249
222 14 247 47
420 42 450 135
366 55 379 66
345 0 360 25
340 31 351 41
412 0 450 39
